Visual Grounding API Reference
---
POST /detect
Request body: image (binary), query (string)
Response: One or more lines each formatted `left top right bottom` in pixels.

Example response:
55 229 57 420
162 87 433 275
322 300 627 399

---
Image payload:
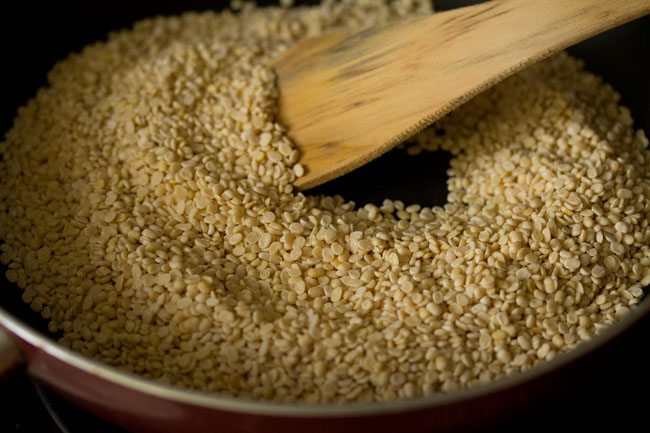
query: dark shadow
307 148 453 208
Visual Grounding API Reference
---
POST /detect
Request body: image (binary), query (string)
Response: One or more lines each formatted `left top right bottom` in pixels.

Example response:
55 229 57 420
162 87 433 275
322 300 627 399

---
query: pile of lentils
1 0 649 403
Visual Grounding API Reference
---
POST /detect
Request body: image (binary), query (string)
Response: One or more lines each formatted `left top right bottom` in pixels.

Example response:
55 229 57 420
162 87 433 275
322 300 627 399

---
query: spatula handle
274 0 650 190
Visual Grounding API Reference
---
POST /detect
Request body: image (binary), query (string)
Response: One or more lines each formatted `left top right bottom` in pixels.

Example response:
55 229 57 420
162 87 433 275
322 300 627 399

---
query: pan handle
0 328 23 375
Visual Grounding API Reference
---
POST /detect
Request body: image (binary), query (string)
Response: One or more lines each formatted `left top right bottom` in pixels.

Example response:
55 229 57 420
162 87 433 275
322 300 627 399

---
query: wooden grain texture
272 0 650 190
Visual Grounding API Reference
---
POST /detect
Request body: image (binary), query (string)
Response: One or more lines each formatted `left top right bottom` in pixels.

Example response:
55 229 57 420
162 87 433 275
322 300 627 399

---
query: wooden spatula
272 0 650 190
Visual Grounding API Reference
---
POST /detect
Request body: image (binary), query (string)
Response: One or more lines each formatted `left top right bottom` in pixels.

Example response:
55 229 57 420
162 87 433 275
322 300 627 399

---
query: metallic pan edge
1 295 649 417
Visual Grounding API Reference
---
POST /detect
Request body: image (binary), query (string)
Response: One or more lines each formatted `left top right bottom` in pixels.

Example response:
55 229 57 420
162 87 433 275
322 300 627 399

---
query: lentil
0 0 649 404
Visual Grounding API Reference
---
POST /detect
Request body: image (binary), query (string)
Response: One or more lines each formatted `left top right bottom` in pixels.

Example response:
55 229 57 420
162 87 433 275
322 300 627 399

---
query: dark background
0 1 649 432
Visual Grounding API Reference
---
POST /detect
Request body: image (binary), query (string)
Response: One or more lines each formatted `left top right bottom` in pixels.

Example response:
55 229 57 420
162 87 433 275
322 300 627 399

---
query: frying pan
1 1 649 432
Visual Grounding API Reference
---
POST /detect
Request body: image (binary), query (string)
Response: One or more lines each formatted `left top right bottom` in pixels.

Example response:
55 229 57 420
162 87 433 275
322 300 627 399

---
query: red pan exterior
0 321 601 433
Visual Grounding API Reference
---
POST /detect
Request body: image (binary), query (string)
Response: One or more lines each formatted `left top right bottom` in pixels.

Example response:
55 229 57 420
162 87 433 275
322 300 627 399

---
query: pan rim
1 296 648 417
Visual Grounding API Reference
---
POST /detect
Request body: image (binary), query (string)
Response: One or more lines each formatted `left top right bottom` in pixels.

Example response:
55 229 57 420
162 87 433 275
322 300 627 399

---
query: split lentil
1 0 649 404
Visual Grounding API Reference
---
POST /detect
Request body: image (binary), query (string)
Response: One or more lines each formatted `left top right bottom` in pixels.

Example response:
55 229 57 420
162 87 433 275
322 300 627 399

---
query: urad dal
1 0 650 403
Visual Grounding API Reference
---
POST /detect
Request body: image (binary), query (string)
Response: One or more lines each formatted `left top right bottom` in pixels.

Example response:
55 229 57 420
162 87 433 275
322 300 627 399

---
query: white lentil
0 0 648 405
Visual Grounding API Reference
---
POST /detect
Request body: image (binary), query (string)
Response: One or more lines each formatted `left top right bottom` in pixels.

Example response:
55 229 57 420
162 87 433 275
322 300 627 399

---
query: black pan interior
0 0 648 337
